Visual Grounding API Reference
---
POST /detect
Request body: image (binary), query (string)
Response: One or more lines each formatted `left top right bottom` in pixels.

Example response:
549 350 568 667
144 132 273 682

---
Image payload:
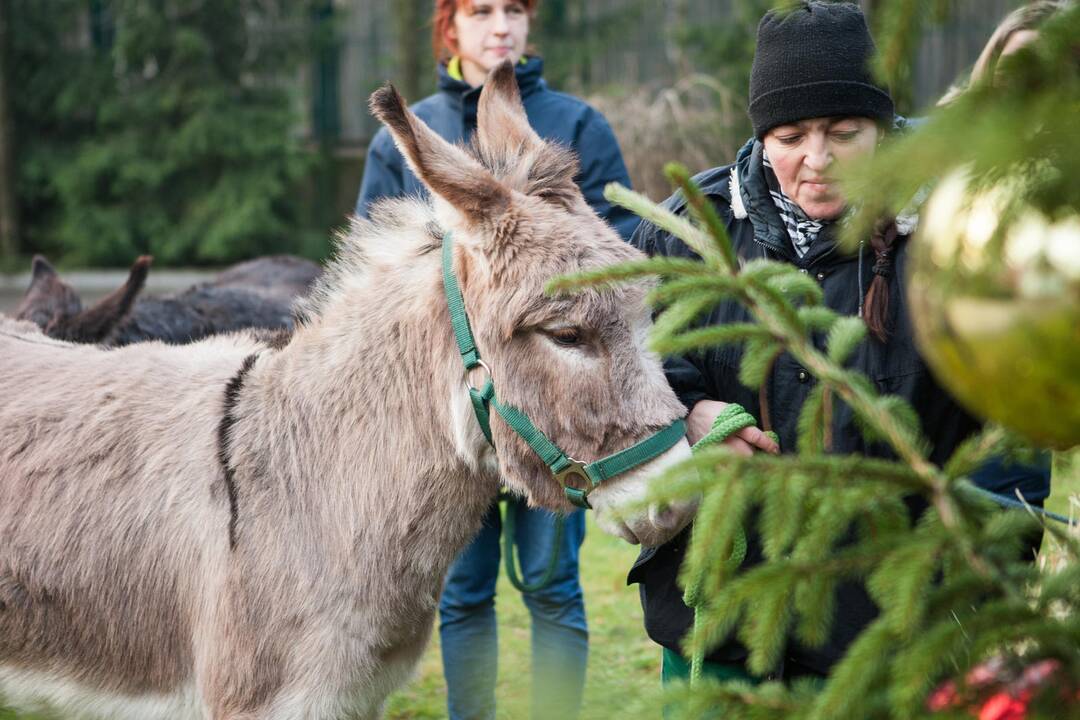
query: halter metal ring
463 359 493 392
557 459 595 509
554 459 593 490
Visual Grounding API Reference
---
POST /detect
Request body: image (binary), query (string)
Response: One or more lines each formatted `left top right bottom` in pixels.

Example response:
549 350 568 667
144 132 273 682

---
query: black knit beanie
748 1 894 138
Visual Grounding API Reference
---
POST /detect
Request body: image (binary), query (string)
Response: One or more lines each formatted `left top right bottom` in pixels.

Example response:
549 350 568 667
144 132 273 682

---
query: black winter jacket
627 138 980 674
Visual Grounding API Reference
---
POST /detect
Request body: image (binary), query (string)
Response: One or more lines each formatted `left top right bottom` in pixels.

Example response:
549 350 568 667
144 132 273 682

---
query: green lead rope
682 403 778 685
501 496 566 593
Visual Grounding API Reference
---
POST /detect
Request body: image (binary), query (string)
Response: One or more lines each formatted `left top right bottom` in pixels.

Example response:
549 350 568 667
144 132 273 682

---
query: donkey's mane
294 196 441 325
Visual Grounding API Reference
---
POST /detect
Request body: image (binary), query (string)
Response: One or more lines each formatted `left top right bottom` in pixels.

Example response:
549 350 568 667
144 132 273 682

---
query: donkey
0 62 693 720
14 254 321 346
209 255 324 303
13 254 151 343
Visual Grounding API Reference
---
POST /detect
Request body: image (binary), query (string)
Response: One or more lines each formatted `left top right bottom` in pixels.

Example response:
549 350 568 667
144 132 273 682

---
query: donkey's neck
240 243 499 578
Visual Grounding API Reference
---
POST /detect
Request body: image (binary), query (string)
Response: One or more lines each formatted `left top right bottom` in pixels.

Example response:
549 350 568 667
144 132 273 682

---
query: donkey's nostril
649 502 677 530
613 521 640 545
647 496 698 538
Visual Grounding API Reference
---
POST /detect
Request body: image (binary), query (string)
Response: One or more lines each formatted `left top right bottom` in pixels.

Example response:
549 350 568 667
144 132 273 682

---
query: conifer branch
604 175 993 574
604 182 717 262
545 256 713 294
663 163 739 273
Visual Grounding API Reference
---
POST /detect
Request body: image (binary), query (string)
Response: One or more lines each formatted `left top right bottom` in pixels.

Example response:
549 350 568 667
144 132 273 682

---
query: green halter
441 231 687 509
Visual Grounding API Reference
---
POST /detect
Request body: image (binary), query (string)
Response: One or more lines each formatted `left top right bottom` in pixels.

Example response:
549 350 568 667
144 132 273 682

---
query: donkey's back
0 327 259 718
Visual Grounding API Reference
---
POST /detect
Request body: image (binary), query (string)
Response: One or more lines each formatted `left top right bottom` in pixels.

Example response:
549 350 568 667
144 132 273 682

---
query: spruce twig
663 163 739 274
604 175 993 576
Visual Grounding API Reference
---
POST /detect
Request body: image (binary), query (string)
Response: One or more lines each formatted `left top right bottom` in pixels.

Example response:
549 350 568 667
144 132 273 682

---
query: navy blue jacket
355 57 639 241
628 138 984 674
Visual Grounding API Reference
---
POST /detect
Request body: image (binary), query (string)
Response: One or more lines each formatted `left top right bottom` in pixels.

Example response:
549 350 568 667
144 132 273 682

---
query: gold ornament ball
907 171 1080 450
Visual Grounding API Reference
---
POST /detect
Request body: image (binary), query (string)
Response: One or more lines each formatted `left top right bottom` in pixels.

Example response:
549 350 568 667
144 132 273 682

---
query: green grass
1048 448 1080 519
3 456 1077 720
1041 448 1080 569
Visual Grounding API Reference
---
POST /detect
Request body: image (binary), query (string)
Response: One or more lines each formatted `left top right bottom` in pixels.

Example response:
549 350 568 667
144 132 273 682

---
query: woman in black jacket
628 1 981 684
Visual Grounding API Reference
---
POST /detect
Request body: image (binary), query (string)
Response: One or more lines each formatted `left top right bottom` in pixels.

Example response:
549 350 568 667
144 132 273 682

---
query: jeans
439 500 588 720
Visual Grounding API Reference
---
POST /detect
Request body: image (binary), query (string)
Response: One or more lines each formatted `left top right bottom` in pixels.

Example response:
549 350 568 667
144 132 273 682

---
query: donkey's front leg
199 628 357 720
203 683 345 720
200 667 287 720
197 602 316 720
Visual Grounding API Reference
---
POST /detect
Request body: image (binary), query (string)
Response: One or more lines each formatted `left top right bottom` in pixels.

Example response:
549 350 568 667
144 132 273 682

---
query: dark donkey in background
14 254 322 345
0 62 694 719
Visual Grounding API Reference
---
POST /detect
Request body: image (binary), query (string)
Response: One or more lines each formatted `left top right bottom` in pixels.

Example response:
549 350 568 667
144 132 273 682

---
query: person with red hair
356 3 636 719
356 0 636 240
431 0 536 76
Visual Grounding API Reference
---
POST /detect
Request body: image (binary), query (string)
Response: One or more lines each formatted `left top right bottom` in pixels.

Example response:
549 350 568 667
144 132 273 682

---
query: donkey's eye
548 328 583 347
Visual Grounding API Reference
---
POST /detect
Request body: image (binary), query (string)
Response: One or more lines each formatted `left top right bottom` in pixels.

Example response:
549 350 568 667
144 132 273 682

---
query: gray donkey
14 254 321 346
0 62 693 720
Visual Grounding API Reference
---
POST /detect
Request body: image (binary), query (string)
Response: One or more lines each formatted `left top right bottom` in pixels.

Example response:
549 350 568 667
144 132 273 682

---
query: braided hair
863 218 900 343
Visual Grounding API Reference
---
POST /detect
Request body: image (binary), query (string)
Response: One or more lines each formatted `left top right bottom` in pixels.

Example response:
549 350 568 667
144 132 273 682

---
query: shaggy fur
209 256 324 303
0 61 692 720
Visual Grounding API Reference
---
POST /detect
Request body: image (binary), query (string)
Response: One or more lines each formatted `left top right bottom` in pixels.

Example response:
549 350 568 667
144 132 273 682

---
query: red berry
978 692 1028 720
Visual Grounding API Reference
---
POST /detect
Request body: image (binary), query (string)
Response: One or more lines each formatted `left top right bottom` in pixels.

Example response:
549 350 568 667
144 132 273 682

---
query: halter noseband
442 231 686 509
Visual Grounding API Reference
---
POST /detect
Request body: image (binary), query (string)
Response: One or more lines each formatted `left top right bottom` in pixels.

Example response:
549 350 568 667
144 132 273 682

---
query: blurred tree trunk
394 0 424 100
537 0 569 86
0 0 19 264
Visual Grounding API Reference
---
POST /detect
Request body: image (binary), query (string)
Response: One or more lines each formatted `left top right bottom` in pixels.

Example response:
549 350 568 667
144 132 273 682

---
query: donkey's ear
50 255 151 343
475 61 541 166
369 84 510 223
30 255 57 282
476 61 580 206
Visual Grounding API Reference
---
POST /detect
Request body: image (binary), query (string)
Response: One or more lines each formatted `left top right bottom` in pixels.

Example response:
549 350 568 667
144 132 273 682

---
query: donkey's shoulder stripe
217 353 258 550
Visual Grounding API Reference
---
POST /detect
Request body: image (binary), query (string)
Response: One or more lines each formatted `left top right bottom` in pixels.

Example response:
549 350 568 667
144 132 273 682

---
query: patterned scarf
762 149 825 259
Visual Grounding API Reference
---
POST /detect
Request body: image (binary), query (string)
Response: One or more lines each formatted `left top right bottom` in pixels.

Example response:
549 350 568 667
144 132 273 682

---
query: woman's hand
686 399 781 456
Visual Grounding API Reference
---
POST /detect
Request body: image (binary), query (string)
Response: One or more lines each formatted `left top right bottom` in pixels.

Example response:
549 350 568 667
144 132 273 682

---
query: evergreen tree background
0 0 1027 271
4 0 324 268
